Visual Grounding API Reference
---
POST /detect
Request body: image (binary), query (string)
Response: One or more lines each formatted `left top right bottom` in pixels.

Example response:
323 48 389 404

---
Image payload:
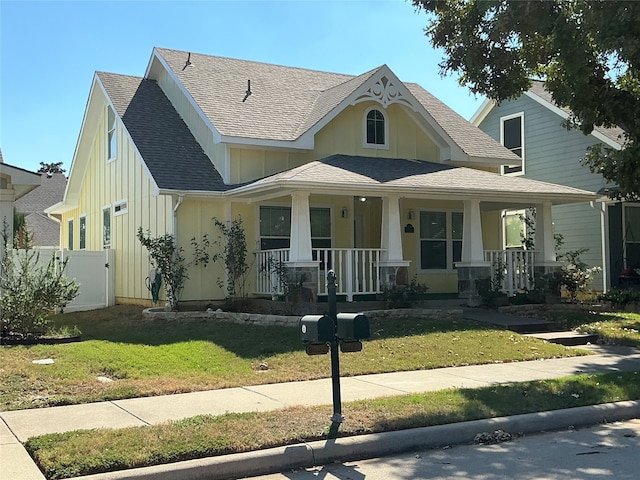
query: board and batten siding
61 103 173 304
478 94 606 289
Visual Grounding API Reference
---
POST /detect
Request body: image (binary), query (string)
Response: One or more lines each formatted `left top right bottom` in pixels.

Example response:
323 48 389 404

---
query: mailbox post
298 270 370 438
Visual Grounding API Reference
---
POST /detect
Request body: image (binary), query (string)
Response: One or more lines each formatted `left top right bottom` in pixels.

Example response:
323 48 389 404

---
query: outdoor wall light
341 207 348 218
407 209 415 220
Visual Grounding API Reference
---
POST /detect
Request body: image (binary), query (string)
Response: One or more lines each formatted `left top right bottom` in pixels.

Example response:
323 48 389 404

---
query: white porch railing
484 250 537 295
255 248 385 301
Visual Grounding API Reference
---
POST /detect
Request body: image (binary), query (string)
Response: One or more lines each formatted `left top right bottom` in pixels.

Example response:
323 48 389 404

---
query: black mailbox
336 313 370 341
300 315 334 344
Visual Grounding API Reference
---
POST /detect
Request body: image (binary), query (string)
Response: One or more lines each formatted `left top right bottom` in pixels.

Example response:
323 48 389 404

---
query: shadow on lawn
50 305 492 359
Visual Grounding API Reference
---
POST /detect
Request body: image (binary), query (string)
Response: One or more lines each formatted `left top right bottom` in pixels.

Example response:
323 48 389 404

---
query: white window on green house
68 218 74 251
419 211 463 270
107 106 117 161
103 206 111 249
624 204 640 268
501 112 524 175
79 215 86 250
503 210 526 249
259 206 331 250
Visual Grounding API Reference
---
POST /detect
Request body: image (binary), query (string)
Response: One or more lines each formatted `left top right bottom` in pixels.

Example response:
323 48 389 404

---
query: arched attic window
364 107 388 149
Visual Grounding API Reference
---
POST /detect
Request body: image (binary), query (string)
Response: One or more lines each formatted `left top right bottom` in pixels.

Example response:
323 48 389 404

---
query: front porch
255 246 543 301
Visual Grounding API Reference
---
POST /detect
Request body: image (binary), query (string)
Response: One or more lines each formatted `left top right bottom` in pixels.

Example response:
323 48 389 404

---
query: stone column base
457 264 492 307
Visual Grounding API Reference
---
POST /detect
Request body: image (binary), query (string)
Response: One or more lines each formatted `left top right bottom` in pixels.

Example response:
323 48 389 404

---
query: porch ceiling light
359 196 367 203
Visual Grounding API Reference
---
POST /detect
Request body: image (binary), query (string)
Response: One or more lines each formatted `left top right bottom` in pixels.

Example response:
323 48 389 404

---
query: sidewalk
2 345 640 480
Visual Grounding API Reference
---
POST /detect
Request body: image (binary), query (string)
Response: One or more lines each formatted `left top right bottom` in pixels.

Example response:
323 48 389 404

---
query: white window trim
417 209 463 273
67 218 74 251
79 214 87 250
502 209 527 250
114 198 128 216
500 111 525 176
102 204 112 249
257 204 333 249
362 105 389 150
107 106 117 163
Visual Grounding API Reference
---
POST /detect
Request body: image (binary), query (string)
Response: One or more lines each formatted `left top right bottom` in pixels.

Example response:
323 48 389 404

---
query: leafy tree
211 217 251 300
413 0 640 199
37 161 66 175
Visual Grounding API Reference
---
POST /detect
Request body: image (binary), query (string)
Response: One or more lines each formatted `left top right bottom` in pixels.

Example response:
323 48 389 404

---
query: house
0 149 41 261
15 173 67 248
48 48 597 307
472 81 631 291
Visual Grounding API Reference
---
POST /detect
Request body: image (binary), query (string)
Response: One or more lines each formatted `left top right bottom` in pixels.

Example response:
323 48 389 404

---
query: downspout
173 194 185 241
590 200 609 293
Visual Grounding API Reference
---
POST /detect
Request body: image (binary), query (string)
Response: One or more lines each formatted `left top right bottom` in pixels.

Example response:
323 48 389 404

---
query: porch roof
228 154 597 205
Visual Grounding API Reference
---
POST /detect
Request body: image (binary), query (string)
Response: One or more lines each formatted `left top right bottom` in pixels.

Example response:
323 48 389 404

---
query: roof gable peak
351 65 415 110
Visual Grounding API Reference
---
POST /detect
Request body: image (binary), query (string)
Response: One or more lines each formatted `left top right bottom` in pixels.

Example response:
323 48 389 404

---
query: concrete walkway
2 345 640 480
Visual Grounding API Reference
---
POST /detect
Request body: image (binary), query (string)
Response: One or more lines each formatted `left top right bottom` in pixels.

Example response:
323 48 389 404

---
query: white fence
1 248 115 312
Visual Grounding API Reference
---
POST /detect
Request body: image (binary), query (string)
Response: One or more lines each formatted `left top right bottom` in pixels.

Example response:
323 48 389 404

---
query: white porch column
460 199 486 265
289 191 313 263
380 195 407 264
535 202 557 265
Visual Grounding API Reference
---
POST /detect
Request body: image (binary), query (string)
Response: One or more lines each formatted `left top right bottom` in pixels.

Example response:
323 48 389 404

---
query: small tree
37 162 65 175
136 228 209 311
1 224 79 338
210 217 251 300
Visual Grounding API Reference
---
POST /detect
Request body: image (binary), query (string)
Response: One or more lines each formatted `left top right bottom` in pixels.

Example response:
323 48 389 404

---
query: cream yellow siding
61 102 173 305
314 102 440 161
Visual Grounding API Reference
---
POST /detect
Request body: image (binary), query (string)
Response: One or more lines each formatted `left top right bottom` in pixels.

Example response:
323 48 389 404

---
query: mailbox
300 315 335 344
336 313 370 341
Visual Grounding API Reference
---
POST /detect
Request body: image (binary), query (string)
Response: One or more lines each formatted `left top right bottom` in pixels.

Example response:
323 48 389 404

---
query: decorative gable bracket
352 75 414 110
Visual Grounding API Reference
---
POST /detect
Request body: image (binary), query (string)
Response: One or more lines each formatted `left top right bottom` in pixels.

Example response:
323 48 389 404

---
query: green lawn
1 304 584 411
545 310 640 346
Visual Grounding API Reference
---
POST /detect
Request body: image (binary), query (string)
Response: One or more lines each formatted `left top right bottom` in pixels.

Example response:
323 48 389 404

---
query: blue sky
0 0 485 174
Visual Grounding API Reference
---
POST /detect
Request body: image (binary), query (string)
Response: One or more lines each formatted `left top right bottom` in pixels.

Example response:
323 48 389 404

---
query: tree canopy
413 0 640 200
37 161 65 175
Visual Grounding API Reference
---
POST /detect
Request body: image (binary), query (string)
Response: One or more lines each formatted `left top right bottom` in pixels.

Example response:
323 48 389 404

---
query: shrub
136 228 210 310
1 231 79 338
557 249 601 303
599 287 640 308
381 276 428 309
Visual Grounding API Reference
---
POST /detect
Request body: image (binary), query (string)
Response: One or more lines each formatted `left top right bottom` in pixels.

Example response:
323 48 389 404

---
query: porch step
526 331 600 346
463 308 554 334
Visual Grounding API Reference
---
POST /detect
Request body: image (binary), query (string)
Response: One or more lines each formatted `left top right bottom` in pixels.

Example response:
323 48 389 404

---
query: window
420 211 463 270
114 199 128 216
68 219 74 251
259 206 331 250
503 210 526 249
624 205 640 268
103 206 111 249
500 112 524 175
364 107 388 148
107 106 117 161
79 215 86 250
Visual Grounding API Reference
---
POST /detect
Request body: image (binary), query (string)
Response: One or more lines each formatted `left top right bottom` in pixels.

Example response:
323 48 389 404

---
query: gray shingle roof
97 72 230 192
407 84 519 162
155 48 517 162
528 80 626 146
245 154 595 199
15 173 66 214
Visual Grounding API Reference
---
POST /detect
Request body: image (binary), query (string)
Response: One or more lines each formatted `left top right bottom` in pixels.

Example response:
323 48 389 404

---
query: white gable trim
147 49 223 145
469 98 494 125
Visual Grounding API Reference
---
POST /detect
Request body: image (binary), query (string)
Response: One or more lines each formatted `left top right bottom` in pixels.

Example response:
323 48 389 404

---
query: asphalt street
244 418 640 480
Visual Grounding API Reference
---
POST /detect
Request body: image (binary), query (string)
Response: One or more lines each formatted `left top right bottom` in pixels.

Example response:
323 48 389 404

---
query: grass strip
26 370 640 480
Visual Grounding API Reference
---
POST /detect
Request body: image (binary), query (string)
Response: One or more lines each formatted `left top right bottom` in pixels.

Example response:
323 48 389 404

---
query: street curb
71 400 640 480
